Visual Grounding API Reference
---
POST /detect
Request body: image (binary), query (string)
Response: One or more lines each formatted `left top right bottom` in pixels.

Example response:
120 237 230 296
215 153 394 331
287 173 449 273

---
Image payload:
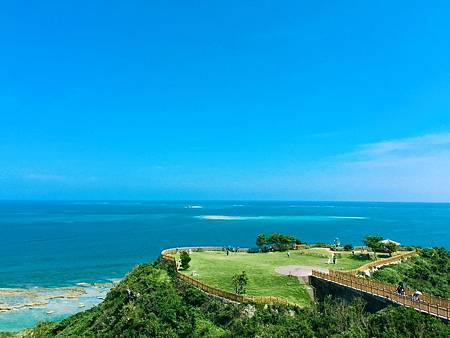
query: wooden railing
312 270 450 319
347 250 417 274
160 246 418 312
160 247 300 308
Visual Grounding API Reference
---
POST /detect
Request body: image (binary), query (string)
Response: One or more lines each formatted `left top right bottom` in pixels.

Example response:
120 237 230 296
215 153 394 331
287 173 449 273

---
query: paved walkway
276 265 329 277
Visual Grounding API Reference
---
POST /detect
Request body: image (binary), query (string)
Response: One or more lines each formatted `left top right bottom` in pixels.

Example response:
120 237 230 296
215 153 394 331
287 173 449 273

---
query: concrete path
275 265 329 277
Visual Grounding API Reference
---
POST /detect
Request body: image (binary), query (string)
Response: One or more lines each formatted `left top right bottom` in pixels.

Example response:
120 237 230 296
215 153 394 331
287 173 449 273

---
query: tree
266 233 297 251
256 234 266 247
364 235 384 259
180 251 191 270
384 242 399 256
343 244 354 251
231 271 248 294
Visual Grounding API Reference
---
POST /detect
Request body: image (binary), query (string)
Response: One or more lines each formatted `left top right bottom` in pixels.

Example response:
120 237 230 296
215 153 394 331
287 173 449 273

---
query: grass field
174 248 375 307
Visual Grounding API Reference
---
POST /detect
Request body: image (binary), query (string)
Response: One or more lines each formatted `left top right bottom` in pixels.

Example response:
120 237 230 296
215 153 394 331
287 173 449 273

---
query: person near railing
411 290 422 302
396 281 406 296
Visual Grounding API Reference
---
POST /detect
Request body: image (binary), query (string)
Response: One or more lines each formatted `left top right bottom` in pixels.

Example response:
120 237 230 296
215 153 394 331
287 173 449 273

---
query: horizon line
0 199 449 204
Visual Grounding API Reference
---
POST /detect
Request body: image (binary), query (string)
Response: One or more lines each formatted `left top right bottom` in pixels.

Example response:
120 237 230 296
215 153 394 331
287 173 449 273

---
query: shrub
232 271 249 294
180 251 191 270
384 242 399 256
343 244 353 251
372 267 401 285
313 243 333 249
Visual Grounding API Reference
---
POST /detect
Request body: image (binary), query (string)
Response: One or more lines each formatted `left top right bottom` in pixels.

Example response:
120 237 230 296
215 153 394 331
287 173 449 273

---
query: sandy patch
275 265 329 277
196 215 245 220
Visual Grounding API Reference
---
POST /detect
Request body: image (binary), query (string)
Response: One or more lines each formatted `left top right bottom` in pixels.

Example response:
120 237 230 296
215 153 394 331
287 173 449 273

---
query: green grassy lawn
173 248 374 307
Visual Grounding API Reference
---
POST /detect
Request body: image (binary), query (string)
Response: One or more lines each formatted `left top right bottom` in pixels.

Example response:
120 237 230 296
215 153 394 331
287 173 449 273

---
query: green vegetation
255 233 266 247
372 247 450 298
255 232 299 251
231 271 248 294
384 242 400 256
180 251 191 270
3 238 446 337
364 235 384 258
364 235 399 257
343 244 353 251
14 260 450 337
177 248 373 306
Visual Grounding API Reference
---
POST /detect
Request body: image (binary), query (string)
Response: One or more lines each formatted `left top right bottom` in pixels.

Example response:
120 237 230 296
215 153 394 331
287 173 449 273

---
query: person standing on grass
287 251 291 258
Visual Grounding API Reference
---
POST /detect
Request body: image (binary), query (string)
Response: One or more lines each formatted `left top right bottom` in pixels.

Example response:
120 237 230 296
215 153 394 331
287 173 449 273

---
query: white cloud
346 132 450 169
316 132 450 201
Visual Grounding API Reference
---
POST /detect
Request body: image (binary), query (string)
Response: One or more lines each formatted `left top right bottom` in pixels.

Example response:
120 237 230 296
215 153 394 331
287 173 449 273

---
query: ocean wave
328 216 368 220
195 215 252 220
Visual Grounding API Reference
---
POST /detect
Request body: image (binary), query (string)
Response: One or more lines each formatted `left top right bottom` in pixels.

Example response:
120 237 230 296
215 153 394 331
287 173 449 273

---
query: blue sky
1 1 450 201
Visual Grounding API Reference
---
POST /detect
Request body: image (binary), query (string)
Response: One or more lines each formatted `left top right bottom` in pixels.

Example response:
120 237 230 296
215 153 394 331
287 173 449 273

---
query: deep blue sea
1 200 450 330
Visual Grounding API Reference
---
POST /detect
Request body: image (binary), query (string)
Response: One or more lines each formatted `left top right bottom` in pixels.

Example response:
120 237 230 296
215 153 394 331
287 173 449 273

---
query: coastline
0 280 121 332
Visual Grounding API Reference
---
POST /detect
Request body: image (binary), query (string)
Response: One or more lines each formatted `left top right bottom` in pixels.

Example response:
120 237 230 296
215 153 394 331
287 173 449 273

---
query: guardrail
160 247 300 308
347 250 417 274
312 270 450 320
160 246 418 311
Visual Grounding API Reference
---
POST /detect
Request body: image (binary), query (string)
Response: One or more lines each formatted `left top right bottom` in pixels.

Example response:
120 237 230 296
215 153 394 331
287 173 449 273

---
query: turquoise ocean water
1 201 450 330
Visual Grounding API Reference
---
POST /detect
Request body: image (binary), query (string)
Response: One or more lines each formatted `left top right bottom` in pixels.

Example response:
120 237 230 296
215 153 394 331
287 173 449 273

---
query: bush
372 247 450 298
313 243 333 249
232 271 249 294
372 267 401 285
180 251 191 270
343 244 354 251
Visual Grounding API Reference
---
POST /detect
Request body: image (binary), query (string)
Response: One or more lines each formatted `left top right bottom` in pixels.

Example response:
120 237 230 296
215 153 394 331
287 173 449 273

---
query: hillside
372 247 450 298
5 259 450 337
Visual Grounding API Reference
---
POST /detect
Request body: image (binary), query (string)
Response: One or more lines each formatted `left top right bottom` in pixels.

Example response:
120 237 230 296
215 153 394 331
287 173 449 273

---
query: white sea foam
328 216 368 220
196 215 249 220
196 215 368 221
